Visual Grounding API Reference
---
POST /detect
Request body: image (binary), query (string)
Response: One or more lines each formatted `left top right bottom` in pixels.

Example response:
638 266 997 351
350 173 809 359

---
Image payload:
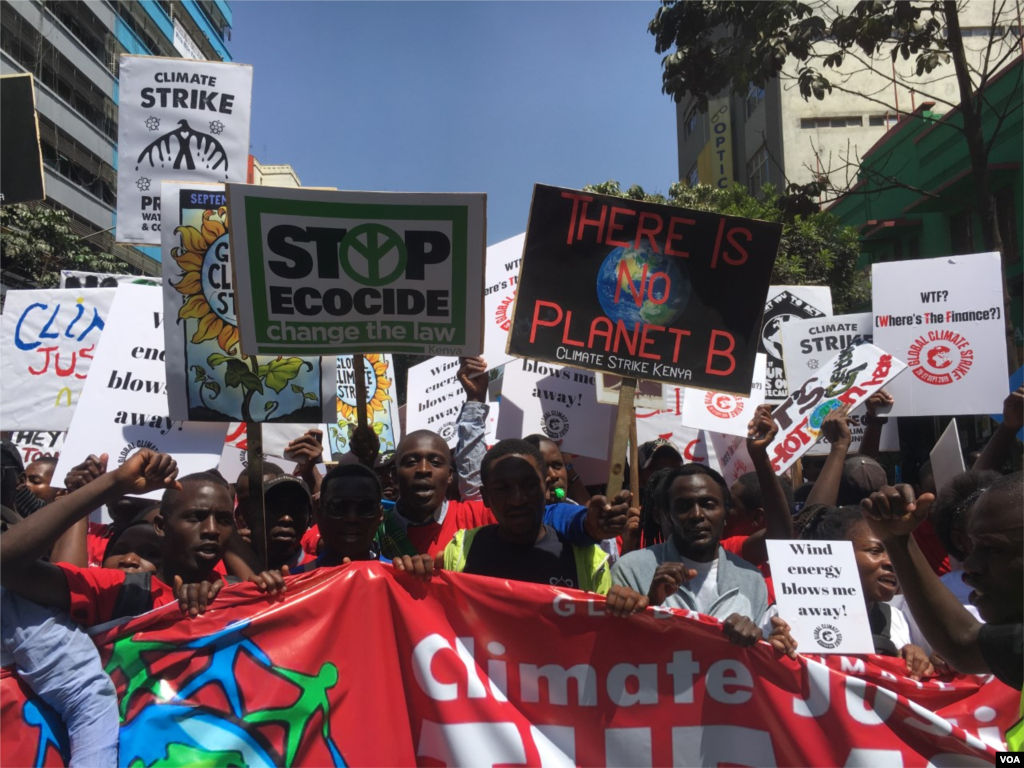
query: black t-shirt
462 525 579 589
978 622 1023 690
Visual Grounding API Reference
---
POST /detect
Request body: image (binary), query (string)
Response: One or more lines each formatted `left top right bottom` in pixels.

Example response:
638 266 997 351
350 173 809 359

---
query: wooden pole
246 421 267 571
792 458 803 490
606 378 637 497
353 354 369 430
628 411 640 502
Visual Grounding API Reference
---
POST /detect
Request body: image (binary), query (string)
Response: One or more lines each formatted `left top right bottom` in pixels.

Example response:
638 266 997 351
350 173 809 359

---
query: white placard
1 289 115 431
804 412 900 456
406 357 465 448
765 344 906 475
780 313 873 393
218 422 297 483
5 430 64 464
767 539 874 655
760 286 833 402
930 419 965 494
115 55 252 245
635 387 716 467
680 353 767 437
54 285 226 498
482 233 524 370
496 359 615 460
872 253 1008 416
707 430 753 484
262 423 326 462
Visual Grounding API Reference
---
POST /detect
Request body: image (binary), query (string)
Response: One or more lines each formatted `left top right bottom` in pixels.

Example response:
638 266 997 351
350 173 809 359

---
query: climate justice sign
507 185 781 394
228 186 486 357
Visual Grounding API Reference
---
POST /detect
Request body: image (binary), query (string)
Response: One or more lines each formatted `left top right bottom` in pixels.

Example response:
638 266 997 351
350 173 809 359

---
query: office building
1 0 233 280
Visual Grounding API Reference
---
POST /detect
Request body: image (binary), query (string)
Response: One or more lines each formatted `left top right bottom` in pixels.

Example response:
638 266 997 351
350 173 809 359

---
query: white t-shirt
680 555 719 612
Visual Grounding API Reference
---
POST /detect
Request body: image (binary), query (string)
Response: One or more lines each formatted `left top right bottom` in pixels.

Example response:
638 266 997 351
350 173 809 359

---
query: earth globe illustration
596 245 690 331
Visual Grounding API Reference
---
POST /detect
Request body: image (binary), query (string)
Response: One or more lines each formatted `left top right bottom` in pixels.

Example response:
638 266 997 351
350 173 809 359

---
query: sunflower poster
161 182 334 423
328 354 400 459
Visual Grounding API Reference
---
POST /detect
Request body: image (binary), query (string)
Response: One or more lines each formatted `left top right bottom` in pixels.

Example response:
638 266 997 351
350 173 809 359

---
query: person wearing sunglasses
290 464 387 573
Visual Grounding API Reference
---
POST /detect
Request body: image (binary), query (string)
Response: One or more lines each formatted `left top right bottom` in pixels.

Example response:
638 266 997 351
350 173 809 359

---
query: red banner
2 563 1014 767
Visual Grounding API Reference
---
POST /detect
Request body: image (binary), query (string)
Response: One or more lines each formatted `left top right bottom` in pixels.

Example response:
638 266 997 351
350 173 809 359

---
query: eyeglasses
322 498 379 520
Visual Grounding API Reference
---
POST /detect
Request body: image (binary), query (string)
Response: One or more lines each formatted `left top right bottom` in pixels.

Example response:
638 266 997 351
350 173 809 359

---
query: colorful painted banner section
1 565 1013 767
328 354 400 458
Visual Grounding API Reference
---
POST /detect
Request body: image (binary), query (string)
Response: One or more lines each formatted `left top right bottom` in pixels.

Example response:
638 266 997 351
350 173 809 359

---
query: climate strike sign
228 186 486 357
507 184 782 394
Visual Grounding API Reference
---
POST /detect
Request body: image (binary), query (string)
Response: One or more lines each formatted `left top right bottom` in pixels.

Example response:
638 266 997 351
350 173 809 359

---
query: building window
995 187 1020 265
683 105 699 140
949 210 975 255
800 116 863 129
687 165 699 187
746 143 771 195
869 114 898 129
745 83 765 117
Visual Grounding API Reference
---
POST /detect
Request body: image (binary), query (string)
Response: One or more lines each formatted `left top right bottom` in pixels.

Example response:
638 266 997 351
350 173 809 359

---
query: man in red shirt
0 449 234 627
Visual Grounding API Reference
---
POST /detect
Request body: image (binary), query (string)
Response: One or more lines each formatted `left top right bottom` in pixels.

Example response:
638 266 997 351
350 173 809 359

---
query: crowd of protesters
0 357 1021 765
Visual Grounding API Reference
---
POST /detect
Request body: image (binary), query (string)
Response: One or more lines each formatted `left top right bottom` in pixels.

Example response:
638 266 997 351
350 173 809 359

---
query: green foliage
0 204 121 287
583 180 868 313
649 0 951 109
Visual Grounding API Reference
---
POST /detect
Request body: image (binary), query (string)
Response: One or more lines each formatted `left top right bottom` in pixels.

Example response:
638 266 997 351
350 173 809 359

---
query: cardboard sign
765 343 906 474
328 354 400 458
496 359 615 460
804 411 900 457
507 184 782 393
0 289 115 431
767 539 874 655
227 185 486 357
680 353 767 437
161 182 334 423
4 430 64 464
594 373 665 408
405 357 465 448
483 233 525 370
218 422 297 483
55 285 226 498
0 74 44 204
60 271 161 289
115 55 252 245
760 286 832 402
930 419 965 494
873 253 1008 416
262 423 324 462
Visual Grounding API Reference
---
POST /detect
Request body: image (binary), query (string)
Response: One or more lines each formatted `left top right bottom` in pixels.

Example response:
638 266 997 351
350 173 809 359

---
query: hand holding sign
457 356 488 403
63 453 108 493
745 404 777 455
819 402 853 449
865 389 894 418
584 490 631 540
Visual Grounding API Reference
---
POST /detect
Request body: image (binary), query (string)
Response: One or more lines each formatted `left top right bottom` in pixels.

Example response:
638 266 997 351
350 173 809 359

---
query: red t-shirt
57 563 176 628
86 522 111 567
303 500 497 559
720 535 776 603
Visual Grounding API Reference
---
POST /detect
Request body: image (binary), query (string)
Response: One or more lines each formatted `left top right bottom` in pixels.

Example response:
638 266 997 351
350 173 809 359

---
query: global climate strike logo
543 410 570 439
814 623 842 650
705 392 743 419
908 331 973 386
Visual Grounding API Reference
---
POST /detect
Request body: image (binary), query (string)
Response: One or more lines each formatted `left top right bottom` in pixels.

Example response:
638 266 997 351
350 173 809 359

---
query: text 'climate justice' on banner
507 184 782 394
227 186 486 357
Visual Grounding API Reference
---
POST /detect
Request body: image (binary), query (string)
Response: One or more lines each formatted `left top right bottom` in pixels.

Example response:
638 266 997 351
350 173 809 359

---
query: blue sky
231 1 679 245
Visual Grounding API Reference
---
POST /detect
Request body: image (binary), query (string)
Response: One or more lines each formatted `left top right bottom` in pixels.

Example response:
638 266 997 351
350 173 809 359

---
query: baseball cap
638 439 683 470
838 457 888 505
263 475 312 512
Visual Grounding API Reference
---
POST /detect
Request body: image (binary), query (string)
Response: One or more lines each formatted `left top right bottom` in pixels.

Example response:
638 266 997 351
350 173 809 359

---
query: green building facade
828 57 1023 354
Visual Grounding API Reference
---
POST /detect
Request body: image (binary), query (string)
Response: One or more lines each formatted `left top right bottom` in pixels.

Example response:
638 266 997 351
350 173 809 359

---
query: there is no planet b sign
506 184 782 395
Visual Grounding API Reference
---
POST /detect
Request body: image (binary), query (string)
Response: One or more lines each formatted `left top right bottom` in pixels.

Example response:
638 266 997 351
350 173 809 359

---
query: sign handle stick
246 422 268 571
629 410 640 504
353 354 369 431
606 378 637 497
792 458 803 490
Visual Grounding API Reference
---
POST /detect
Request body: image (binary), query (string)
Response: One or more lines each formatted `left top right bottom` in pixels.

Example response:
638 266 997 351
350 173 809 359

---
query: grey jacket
611 538 769 621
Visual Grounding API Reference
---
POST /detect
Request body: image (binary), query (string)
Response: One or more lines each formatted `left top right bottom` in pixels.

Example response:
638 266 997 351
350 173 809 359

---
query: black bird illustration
136 119 228 174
